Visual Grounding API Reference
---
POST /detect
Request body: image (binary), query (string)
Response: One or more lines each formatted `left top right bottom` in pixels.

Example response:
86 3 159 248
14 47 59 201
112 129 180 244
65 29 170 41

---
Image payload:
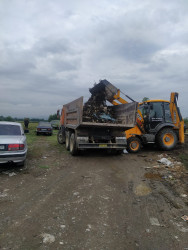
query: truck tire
156 128 177 150
70 133 78 156
57 130 64 144
65 131 70 150
127 137 141 153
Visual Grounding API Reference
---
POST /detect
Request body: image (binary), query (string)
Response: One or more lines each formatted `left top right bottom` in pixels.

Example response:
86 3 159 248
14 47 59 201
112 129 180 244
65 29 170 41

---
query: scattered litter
86 224 92 232
42 156 47 159
171 220 188 232
59 241 64 245
153 165 160 169
158 158 172 166
60 225 66 229
41 233 55 244
146 229 150 233
0 192 8 198
150 217 161 226
100 195 109 200
181 215 188 222
174 236 179 241
145 167 151 169
123 149 128 154
73 192 79 196
9 172 17 177
81 176 91 179
181 194 187 198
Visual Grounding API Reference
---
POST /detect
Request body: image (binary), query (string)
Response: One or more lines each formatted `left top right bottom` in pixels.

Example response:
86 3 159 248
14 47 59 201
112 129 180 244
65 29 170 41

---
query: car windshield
39 122 51 126
0 124 21 135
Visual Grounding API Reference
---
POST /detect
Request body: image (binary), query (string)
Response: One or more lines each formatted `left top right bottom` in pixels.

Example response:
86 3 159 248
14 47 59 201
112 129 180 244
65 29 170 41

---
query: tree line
0 114 58 122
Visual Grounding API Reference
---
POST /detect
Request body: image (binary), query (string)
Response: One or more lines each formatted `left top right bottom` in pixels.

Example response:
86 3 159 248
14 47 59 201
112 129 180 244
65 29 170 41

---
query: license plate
0 145 5 150
99 144 107 148
41 129 46 131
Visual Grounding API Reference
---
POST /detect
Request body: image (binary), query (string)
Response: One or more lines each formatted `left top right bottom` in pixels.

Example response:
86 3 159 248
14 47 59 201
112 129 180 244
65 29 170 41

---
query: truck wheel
127 137 141 153
65 131 70 150
70 133 78 156
57 130 64 144
157 128 177 150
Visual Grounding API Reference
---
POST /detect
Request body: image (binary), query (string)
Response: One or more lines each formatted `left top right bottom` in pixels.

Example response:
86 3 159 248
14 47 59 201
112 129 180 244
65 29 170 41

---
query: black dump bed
63 97 138 131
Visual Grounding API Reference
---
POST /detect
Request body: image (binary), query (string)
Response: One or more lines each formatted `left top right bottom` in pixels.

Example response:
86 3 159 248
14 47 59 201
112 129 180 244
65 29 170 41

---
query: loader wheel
127 137 141 153
157 128 177 150
65 131 70 150
57 130 64 144
70 133 78 156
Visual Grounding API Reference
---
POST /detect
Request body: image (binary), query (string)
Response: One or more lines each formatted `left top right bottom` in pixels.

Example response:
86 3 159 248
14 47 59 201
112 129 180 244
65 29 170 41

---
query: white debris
146 229 150 233
73 192 79 196
0 193 8 198
86 224 92 232
9 172 17 177
158 158 172 166
41 233 55 244
59 241 64 245
123 149 128 154
171 221 188 233
181 194 187 198
60 225 66 230
150 217 161 226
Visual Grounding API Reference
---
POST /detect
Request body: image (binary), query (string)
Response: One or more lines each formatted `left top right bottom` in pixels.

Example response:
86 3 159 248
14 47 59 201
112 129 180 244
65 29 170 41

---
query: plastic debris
181 215 188 222
181 194 187 198
41 233 55 244
85 224 92 232
123 149 128 154
158 158 172 166
150 217 161 226
9 172 17 177
73 192 79 196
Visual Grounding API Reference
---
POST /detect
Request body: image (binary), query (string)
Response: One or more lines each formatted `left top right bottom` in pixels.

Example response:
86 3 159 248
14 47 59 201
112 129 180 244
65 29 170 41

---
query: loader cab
140 100 173 133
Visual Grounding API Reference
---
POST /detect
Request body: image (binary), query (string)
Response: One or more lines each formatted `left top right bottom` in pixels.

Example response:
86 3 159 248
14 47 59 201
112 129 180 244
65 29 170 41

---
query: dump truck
90 80 185 153
57 85 138 155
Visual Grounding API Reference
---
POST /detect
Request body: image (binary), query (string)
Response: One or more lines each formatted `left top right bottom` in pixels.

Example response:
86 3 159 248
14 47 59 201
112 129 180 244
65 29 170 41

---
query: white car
0 121 27 166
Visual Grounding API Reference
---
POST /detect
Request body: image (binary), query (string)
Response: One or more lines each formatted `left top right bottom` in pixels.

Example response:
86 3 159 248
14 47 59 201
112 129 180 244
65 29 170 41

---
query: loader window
164 102 172 123
149 102 163 119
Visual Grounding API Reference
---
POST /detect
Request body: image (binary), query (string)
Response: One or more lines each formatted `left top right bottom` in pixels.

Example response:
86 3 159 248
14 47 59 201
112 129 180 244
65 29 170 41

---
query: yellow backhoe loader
92 80 185 153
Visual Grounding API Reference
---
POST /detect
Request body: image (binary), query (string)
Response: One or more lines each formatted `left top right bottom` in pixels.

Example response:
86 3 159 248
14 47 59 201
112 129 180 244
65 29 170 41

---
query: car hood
0 136 25 144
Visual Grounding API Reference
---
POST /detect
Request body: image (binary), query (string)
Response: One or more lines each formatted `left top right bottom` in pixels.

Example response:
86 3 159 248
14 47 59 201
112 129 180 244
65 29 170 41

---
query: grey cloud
0 0 188 118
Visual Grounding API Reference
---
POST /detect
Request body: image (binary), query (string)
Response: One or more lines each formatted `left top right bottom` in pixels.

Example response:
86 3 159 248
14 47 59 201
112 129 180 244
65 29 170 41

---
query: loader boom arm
170 92 184 143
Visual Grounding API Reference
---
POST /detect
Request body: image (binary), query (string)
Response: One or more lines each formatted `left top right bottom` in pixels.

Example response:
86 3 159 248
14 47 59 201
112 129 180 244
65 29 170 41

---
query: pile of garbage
83 83 117 123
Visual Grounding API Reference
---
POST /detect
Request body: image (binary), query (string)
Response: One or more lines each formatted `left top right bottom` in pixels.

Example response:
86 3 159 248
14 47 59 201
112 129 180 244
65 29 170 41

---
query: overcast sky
0 0 188 118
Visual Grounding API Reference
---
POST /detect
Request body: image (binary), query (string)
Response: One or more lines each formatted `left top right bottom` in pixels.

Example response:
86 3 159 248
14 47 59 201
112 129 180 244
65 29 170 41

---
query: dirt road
0 133 188 250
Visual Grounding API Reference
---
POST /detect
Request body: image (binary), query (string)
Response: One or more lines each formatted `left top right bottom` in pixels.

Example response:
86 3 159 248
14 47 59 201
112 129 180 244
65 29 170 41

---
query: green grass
179 153 188 170
38 165 50 169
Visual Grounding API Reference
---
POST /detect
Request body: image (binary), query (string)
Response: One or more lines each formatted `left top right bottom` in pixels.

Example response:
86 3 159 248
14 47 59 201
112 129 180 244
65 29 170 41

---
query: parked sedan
50 120 59 130
36 122 53 135
0 121 27 166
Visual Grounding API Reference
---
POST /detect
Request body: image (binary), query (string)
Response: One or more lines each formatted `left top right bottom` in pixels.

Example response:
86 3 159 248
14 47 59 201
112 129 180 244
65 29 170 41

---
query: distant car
50 120 59 130
36 122 53 135
0 121 27 166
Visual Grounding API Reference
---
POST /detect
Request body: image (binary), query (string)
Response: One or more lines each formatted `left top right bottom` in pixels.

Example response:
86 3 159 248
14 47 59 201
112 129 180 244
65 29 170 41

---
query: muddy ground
0 132 188 250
